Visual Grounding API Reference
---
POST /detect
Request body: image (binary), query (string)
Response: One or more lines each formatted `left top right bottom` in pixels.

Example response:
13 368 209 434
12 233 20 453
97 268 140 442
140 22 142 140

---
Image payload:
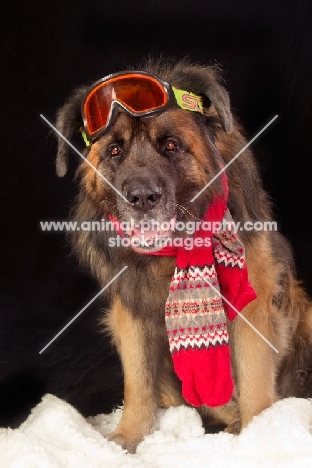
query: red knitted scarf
109 179 257 407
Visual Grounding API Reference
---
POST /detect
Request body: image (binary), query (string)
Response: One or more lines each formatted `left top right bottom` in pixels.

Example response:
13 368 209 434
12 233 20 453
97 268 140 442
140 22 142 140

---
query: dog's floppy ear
55 87 87 177
203 79 233 134
169 64 233 133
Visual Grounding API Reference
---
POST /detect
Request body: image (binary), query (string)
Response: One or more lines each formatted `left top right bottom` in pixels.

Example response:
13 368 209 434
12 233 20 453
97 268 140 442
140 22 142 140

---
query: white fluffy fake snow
0 394 312 467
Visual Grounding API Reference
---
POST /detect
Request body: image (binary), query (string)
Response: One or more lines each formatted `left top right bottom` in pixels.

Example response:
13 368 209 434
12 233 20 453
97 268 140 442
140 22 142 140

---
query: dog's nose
126 184 162 211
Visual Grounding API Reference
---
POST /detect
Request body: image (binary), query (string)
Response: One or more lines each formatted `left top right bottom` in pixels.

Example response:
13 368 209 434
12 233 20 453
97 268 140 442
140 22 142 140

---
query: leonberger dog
54 59 312 453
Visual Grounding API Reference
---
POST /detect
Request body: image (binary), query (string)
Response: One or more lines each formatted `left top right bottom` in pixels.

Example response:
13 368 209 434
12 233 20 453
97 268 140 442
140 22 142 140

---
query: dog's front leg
229 300 277 433
105 297 158 453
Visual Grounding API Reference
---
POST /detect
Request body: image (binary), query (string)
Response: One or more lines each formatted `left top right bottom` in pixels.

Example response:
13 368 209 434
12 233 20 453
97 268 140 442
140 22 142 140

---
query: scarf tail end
172 346 234 407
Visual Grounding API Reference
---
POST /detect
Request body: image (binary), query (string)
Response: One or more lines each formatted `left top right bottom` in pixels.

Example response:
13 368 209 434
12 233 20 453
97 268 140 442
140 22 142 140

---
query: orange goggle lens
82 73 169 138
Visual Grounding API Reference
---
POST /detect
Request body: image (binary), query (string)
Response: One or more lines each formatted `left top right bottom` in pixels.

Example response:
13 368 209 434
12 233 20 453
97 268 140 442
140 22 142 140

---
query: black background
0 0 311 426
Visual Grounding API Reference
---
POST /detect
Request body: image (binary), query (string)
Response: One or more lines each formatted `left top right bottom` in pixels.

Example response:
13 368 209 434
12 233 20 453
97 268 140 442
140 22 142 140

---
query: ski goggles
81 71 204 143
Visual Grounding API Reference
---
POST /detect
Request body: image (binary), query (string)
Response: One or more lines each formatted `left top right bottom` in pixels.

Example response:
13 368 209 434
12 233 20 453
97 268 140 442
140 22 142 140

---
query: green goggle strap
171 87 204 113
80 128 91 147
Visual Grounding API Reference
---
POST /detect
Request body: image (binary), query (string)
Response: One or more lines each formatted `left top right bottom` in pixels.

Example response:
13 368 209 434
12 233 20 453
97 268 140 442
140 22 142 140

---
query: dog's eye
109 145 121 157
164 141 177 152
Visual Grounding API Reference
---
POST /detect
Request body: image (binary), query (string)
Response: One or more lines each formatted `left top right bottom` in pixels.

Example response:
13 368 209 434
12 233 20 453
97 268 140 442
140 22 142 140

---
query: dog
54 59 312 453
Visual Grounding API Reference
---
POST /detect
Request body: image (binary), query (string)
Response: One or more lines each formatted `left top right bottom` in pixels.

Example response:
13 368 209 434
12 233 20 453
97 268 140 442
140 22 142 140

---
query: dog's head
55 60 260 253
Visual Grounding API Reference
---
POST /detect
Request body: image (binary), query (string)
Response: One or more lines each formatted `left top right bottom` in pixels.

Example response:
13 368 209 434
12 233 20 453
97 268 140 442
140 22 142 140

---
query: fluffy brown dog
55 59 312 453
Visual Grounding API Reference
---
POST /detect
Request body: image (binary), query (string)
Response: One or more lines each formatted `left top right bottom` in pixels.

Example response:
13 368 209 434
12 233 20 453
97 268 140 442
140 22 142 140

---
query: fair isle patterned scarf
163 200 257 407
109 177 257 408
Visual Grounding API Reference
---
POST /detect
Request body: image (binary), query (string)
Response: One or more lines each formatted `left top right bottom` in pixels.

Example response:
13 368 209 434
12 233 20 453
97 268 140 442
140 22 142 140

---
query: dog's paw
106 430 142 454
224 420 242 435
